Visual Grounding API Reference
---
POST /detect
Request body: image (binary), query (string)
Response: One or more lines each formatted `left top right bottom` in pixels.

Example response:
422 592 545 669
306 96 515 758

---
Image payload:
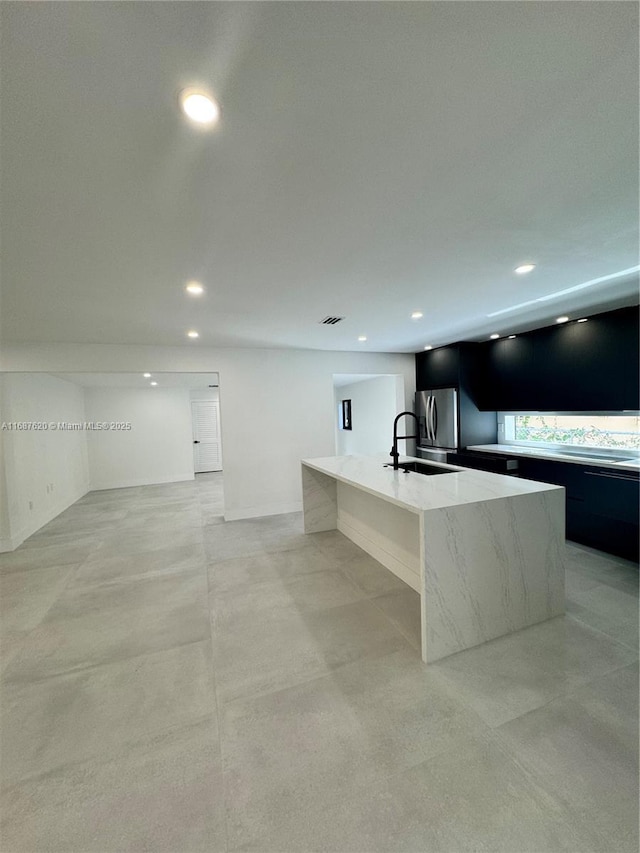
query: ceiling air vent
319 316 344 325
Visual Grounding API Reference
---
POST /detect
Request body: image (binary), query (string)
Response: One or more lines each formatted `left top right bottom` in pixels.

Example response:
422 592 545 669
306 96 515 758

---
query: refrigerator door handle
428 396 435 441
432 399 438 442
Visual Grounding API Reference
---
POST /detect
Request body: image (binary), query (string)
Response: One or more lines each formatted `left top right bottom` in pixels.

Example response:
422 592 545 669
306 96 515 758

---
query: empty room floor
1 474 638 852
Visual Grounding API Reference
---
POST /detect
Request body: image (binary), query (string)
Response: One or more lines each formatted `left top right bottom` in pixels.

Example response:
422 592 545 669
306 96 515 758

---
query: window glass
506 414 640 450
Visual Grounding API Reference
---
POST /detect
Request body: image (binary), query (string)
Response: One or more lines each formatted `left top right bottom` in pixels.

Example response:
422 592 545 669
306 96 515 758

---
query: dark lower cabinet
447 450 520 474
518 458 639 562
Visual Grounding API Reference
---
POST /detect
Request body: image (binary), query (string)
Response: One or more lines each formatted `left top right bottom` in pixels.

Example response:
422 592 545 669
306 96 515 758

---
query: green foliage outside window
514 415 640 450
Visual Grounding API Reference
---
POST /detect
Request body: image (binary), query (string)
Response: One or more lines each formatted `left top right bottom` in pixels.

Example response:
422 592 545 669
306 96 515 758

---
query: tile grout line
1 636 210 689
564 610 640 655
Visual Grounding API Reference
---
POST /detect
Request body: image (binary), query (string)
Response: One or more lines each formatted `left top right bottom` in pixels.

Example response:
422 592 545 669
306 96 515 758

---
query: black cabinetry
415 343 497 448
483 336 536 411
533 310 638 411
518 457 639 561
416 306 638 412
447 450 520 474
416 346 460 389
481 306 639 412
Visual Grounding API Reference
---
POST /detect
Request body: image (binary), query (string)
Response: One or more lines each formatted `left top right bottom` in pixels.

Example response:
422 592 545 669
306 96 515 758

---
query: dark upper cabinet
416 342 489 399
475 306 639 412
415 343 497 447
533 309 639 411
415 346 460 389
484 336 537 410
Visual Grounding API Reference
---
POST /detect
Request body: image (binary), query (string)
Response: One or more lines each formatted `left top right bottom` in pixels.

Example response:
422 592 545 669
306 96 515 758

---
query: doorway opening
191 389 223 474
332 374 404 456
0 370 225 551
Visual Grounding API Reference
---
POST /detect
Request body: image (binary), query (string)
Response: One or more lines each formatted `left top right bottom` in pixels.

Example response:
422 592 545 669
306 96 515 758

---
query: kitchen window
500 413 640 452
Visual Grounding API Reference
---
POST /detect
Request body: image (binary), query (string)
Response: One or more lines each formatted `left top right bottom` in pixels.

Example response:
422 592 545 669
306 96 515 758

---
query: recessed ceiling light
411 311 423 320
577 318 588 323
143 373 151 378
150 381 158 386
514 263 536 275
187 330 200 338
490 333 500 340
556 316 569 324
358 335 367 342
185 281 204 296
508 335 516 339
179 89 220 126
424 345 433 350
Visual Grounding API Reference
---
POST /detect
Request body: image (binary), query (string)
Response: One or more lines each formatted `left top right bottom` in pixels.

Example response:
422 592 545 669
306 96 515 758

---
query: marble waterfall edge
301 456 566 664
421 489 565 662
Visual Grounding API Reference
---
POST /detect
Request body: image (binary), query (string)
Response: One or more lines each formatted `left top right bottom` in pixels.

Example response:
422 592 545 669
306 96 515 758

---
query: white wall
0 379 13 550
189 388 219 402
1 344 415 521
84 387 194 491
0 437 11 550
335 375 403 456
0 373 90 550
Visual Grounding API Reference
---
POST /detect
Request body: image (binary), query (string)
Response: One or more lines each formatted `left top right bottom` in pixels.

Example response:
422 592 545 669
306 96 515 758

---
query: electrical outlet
28 500 33 510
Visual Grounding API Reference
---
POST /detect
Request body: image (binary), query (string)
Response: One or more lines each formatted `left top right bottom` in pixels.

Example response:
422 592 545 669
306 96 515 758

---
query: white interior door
191 400 222 473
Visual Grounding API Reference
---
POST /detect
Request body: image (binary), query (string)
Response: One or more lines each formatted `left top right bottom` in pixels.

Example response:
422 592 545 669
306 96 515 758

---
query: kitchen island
301 455 565 663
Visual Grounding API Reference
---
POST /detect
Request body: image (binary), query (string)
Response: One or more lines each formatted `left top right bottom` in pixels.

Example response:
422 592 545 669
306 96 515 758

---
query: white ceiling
51 373 219 389
2 2 638 353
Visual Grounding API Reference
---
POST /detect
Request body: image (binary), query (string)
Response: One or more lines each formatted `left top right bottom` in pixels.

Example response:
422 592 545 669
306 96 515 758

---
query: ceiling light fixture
490 333 500 340
187 330 199 338
179 89 220 126
514 263 536 275
358 336 367 342
143 373 151 378
577 318 588 323
508 335 516 339
556 316 569 324
150 381 158 386
185 281 204 296
411 311 423 320
487 264 640 318
424 345 433 350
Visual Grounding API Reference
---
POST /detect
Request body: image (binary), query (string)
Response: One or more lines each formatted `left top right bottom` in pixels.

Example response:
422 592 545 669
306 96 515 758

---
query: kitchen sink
385 461 456 476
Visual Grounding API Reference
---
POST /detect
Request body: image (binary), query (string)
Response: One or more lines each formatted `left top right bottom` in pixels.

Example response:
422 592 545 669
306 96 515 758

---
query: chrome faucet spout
390 411 419 470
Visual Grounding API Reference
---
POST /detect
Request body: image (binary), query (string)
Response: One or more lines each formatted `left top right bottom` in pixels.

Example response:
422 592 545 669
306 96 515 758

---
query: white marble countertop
302 454 562 515
467 444 640 471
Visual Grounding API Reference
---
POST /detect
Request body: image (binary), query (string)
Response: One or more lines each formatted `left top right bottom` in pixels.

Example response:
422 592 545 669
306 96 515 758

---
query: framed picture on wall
341 399 352 430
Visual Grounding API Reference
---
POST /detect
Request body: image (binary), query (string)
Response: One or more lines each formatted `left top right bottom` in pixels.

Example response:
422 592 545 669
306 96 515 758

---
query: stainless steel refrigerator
415 388 459 462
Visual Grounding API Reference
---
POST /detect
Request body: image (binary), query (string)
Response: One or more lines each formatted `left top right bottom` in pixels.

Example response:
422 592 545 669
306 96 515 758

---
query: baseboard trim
0 536 18 554
90 473 195 491
2 486 90 552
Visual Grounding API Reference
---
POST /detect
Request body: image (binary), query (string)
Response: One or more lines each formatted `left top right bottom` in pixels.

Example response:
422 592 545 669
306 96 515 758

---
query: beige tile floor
0 473 637 852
